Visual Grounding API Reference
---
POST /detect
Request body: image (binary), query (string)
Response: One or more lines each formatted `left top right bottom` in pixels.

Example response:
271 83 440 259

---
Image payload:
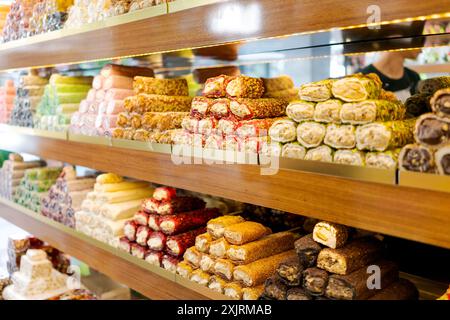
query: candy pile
69 64 154 136
28 0 73 36
111 76 192 143
41 166 95 228
259 221 418 300
75 173 154 247
13 167 62 213
267 73 413 169
0 80 16 124
35 74 92 131
9 74 49 128
399 77 450 175
0 153 44 200
119 186 220 272
1 0 38 42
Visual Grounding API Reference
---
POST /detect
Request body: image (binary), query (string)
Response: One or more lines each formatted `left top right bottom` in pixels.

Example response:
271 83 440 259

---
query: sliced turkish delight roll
153 187 177 201
303 267 329 296
136 226 151 246
143 196 206 215
225 76 265 99
296 121 326 148
199 254 215 273
166 227 206 257
435 146 450 175
133 76 189 96
208 275 228 294
331 73 382 102
134 211 149 226
159 208 219 235
147 231 167 251
324 124 356 149
294 234 322 268
204 134 224 150
242 285 265 300
124 220 138 242
224 282 244 300
417 76 450 95
281 142 306 159
236 118 280 138
210 98 231 119
176 261 195 279
118 237 132 253
224 221 271 245
399 144 435 173
414 113 450 148
144 250 163 267
286 100 316 122
148 214 160 231
217 117 239 136
269 119 297 143
340 100 405 124
314 99 343 123
183 247 203 268
304 145 333 163
130 243 146 259
230 98 288 120
286 287 313 300
333 149 365 166
162 255 182 273
366 148 401 170
276 255 303 286
213 258 235 281
264 275 288 300
313 221 349 249
203 75 230 98
209 238 230 259
299 79 334 102
207 215 245 239
190 269 211 286
198 117 218 135
195 233 213 253
431 88 450 118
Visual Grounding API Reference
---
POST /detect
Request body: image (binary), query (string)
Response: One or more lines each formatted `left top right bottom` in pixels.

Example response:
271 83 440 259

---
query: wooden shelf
0 129 449 249
0 0 446 70
0 198 227 300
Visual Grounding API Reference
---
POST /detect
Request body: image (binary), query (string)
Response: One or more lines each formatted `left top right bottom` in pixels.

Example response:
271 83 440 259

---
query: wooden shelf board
0 131 449 249
0 0 446 70
0 198 225 300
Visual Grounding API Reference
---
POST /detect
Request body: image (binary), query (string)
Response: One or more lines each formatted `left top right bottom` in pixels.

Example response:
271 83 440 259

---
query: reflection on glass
208 2 261 35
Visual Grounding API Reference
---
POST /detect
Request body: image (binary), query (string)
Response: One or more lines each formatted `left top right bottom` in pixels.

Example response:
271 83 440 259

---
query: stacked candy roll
259 221 418 300
1 0 38 42
0 80 16 123
175 75 290 153
405 76 450 117
28 0 73 36
0 153 44 200
267 73 413 169
74 173 154 248
118 186 220 272
69 64 154 136
399 85 450 175
9 74 49 128
13 166 62 213
174 213 300 300
111 76 192 143
36 74 92 131
41 166 95 228
262 75 299 101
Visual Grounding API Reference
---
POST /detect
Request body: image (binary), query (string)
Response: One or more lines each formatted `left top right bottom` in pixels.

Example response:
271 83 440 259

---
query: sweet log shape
224 221 272 245
294 234 322 268
313 221 349 249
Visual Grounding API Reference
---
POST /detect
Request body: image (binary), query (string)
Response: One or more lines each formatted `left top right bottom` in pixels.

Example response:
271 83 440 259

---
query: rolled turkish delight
225 76 265 99
365 148 400 170
416 114 450 149
224 221 271 245
134 211 149 226
207 216 245 239
303 267 329 296
133 77 189 96
119 237 132 253
294 234 322 268
314 99 343 123
281 142 306 159
262 76 294 92
399 144 435 173
142 196 205 215
286 287 313 300
181 117 199 133
136 226 151 246
162 255 181 273
324 124 356 149
147 231 167 251
203 75 229 98
199 254 215 273
332 73 382 102
417 76 450 95
116 113 130 127
224 282 244 300
210 98 232 119
356 119 416 151
435 146 450 175
264 275 288 300
286 100 316 122
131 243 146 259
313 221 349 249
325 260 398 300
296 121 326 148
431 88 450 118
124 94 192 114
242 285 265 300
405 93 431 117
368 278 418 300
159 208 220 235
166 228 206 257
317 238 382 275
264 88 300 101
333 149 365 166
190 269 211 286
176 261 195 279
195 233 213 253
299 79 334 102
208 276 228 294
230 98 287 120
233 250 297 287
105 89 134 101
183 247 202 267
190 97 212 118
101 64 155 79
305 145 333 162
198 117 218 135
227 232 295 265
209 238 230 259
276 255 303 286
236 118 279 138
213 258 235 281
340 100 405 125
103 75 133 90
144 250 163 267
153 187 177 201
124 220 138 241
269 119 297 143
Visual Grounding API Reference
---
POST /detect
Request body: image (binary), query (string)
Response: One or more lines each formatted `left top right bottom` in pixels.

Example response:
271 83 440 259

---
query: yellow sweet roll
224 221 272 245
96 173 123 184
286 100 316 122
189 269 211 286
176 261 195 279
133 76 189 96
299 79 334 102
233 250 297 287
94 181 150 193
183 247 203 268
226 232 295 265
199 254 216 273
331 73 382 102
213 259 236 281
95 188 154 204
207 215 246 239
124 94 192 114
262 75 294 92
224 282 244 300
195 233 213 253
242 285 265 300
208 276 228 294
314 99 343 124
209 238 230 258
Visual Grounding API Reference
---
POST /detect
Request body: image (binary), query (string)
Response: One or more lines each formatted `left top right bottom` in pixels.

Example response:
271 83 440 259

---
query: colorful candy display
0 80 16 124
